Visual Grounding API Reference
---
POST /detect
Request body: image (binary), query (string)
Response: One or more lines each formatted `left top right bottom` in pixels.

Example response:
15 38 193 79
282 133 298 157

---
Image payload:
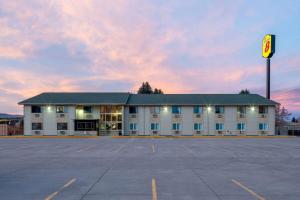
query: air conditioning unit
130 114 137 118
34 130 41 135
260 131 267 134
131 131 137 135
59 114 65 118
260 114 267 118
86 114 93 119
174 114 181 118
239 114 245 118
196 131 201 134
174 130 180 134
59 131 66 135
152 131 158 135
195 114 201 118
217 131 223 134
217 114 223 118
34 114 40 118
239 131 245 134
152 114 158 118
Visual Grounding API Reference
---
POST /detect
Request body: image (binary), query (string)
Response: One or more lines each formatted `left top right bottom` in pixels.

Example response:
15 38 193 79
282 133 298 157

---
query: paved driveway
0 137 299 200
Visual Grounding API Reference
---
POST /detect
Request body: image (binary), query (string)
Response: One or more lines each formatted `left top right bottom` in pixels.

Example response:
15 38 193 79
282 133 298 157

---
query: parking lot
0 137 299 200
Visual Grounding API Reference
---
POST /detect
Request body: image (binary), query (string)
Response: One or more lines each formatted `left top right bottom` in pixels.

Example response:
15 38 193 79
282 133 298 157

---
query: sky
0 0 300 117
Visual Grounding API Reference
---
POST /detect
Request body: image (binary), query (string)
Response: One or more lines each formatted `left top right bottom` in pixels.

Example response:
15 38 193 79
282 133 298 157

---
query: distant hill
0 113 23 119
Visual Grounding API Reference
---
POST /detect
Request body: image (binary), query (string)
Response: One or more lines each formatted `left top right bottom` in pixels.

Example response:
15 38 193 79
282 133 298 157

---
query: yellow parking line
152 144 155 153
152 178 157 200
232 179 265 200
45 178 76 200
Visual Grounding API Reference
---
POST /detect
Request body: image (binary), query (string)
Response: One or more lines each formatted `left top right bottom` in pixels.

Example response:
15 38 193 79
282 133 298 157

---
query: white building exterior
19 93 277 136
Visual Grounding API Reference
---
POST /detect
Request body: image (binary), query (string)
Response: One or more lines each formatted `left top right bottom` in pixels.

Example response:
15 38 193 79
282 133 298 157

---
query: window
150 107 160 114
237 123 246 131
83 106 92 113
259 123 268 130
193 106 203 114
194 123 202 131
172 106 181 114
215 106 224 114
57 123 68 130
237 106 246 114
216 123 224 131
32 123 42 130
129 123 137 131
151 123 160 131
75 120 97 131
31 106 42 113
172 123 180 131
129 106 138 114
56 106 67 113
259 106 268 114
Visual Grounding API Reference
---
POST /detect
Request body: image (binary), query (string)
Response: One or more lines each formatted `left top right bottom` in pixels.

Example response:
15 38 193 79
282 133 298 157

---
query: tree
239 89 250 94
153 88 163 94
291 117 298 123
275 105 292 126
137 82 164 94
137 82 153 94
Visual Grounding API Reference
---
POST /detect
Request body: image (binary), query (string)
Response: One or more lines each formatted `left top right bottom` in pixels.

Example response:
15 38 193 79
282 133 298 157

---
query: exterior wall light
163 106 168 112
207 106 211 112
251 106 255 111
47 106 51 111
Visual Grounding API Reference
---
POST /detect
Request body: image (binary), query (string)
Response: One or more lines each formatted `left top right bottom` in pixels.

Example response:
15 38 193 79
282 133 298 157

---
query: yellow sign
262 34 275 58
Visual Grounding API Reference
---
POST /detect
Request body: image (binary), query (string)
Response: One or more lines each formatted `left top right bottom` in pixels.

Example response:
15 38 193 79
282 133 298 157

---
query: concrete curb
0 136 100 139
111 135 296 139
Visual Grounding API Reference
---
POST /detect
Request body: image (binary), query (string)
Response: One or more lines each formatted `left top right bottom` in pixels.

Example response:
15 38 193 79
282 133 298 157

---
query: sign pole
266 58 270 99
262 34 275 100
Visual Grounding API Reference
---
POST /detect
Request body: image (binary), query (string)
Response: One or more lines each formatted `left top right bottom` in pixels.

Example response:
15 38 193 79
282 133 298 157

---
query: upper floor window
237 106 246 114
151 123 160 131
259 123 268 130
83 106 92 113
194 123 202 131
172 123 180 131
172 106 181 114
129 123 137 131
56 106 67 113
216 123 224 131
237 123 246 131
31 106 42 113
32 123 42 130
258 106 268 114
215 106 224 114
193 106 203 114
150 106 160 114
129 106 138 114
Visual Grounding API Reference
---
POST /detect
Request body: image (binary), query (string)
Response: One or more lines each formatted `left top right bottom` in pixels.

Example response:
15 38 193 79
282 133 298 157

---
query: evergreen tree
239 89 250 94
137 82 164 94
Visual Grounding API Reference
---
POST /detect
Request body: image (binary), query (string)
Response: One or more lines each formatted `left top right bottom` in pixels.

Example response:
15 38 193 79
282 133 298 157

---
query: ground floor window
75 120 98 131
172 123 180 131
32 123 42 130
259 123 268 130
129 123 137 131
151 123 160 130
57 123 68 130
237 123 246 131
216 123 224 131
194 123 202 130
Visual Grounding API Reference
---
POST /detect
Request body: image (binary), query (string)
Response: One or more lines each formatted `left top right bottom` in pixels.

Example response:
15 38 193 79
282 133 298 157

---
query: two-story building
19 92 278 136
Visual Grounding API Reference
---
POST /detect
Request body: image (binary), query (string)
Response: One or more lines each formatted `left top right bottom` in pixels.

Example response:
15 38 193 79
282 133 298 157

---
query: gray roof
18 92 130 105
19 92 278 106
127 94 278 106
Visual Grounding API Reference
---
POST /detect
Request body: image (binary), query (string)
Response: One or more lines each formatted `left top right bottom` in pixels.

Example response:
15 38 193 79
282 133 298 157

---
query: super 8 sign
262 34 275 58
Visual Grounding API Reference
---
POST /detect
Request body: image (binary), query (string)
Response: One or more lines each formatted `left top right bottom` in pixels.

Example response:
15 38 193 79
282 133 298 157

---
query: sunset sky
0 0 300 116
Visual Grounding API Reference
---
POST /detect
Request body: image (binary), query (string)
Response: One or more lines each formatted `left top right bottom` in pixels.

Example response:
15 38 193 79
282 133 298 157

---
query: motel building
19 93 277 136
